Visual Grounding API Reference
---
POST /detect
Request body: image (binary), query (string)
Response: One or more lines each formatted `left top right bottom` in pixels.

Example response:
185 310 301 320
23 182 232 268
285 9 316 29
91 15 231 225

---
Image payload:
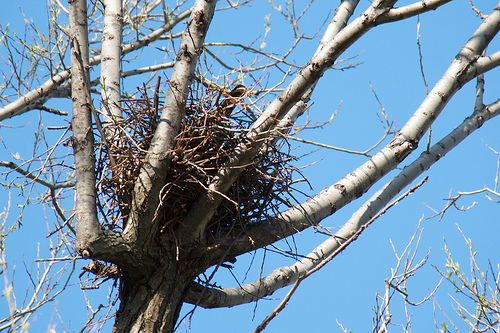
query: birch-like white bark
320 0 360 49
263 0 360 159
47 61 176 100
186 2 500 307
70 0 135 266
273 0 360 137
69 0 101 255
0 8 192 121
177 0 451 244
101 0 123 120
123 0 218 247
216 0 500 255
187 95 500 309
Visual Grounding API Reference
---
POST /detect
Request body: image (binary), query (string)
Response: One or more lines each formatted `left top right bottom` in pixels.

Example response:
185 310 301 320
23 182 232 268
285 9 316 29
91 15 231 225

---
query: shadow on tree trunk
114 258 197 333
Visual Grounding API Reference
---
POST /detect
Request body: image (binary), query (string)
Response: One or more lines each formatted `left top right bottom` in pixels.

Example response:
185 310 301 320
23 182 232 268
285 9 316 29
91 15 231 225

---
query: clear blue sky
1 1 500 332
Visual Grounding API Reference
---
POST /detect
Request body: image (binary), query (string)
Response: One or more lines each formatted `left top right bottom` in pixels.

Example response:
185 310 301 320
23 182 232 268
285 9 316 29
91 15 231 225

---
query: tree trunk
113 259 196 333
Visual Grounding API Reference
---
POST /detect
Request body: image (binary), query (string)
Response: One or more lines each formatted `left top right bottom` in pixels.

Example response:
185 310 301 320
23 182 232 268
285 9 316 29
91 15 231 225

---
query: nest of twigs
95 82 298 239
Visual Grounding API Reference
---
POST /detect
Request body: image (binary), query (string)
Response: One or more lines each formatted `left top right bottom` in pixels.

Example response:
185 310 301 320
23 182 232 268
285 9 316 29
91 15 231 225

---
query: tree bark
113 256 197 333
101 0 123 121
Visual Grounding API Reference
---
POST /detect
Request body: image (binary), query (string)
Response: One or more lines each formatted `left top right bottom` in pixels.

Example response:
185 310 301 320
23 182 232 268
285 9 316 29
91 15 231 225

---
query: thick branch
69 0 132 266
69 0 100 257
189 95 500 309
475 49 500 74
267 0 361 147
176 0 380 244
323 0 360 45
176 0 452 246
123 0 218 249
216 1 500 260
0 8 192 121
338 100 500 244
379 0 452 23
101 0 123 120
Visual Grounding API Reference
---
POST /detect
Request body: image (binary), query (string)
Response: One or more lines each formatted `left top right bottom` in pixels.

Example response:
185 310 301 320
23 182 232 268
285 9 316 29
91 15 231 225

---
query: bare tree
369 220 500 333
1 0 500 332
434 225 500 332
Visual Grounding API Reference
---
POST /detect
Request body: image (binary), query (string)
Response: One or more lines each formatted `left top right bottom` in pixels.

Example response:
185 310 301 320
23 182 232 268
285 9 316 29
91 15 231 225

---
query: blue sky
1 0 500 332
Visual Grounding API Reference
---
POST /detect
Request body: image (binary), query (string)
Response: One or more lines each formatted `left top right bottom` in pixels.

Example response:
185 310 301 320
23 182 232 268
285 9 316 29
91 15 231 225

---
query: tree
1 0 500 332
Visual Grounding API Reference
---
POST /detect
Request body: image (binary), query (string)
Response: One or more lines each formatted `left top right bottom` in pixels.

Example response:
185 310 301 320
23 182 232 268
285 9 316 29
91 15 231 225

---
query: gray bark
114 254 198 333
101 0 123 120
5 0 500 331
186 96 500 308
175 0 452 246
0 8 191 121
69 0 102 256
111 1 219 330
185 2 500 308
122 0 218 253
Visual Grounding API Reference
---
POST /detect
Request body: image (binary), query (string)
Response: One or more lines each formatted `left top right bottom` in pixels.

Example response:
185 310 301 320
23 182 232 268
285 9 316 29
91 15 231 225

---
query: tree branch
214 1 500 258
176 0 453 246
123 0 218 251
0 161 74 190
186 177 429 308
101 0 123 120
175 0 377 245
69 0 132 266
69 0 100 258
0 7 192 121
474 49 500 74
379 0 452 23
190 73 500 308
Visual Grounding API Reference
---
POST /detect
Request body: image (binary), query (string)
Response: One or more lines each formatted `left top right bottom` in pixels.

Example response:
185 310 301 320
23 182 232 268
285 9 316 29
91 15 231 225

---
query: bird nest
95 82 298 240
